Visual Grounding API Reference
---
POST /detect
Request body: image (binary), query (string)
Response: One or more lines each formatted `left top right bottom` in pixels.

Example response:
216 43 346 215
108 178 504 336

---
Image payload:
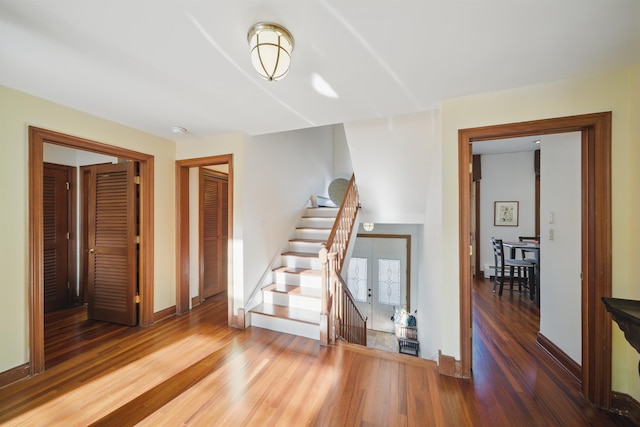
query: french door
346 236 408 333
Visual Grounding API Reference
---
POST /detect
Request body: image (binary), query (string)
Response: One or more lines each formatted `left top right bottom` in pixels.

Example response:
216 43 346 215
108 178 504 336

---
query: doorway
176 155 235 326
347 235 411 333
29 127 154 375
457 112 612 408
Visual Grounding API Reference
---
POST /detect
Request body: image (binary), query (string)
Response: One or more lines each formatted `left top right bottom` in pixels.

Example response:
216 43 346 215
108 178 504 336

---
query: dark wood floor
0 280 634 426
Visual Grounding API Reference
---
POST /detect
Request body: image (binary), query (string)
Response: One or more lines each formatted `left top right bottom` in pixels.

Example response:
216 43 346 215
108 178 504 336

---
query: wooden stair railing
319 175 367 346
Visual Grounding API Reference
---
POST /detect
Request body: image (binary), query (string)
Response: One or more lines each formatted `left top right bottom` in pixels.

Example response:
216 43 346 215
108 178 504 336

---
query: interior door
87 161 138 325
347 236 408 333
43 163 73 312
201 169 228 298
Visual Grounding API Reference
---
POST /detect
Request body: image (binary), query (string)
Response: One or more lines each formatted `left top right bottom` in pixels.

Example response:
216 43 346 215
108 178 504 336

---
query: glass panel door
347 236 407 332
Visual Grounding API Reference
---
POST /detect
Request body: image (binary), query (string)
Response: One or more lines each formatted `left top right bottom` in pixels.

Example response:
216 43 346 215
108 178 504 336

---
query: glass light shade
363 222 374 231
248 22 294 81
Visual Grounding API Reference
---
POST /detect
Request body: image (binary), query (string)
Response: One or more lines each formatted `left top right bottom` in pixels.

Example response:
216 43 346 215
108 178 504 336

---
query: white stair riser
273 271 322 288
300 217 336 228
295 228 331 240
289 241 323 253
251 314 320 340
282 255 323 270
263 291 321 311
305 208 338 218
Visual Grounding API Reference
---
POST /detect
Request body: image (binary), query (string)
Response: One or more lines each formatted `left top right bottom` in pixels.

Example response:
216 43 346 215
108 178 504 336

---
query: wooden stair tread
251 303 320 325
264 284 321 298
281 251 319 258
272 266 322 276
296 226 331 230
288 238 325 243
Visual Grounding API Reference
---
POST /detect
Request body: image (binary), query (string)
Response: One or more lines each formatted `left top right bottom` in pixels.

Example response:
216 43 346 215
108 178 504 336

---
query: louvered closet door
87 162 137 325
43 164 71 313
202 171 228 298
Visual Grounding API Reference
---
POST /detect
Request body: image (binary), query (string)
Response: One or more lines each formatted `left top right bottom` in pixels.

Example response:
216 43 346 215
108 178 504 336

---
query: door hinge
469 163 472 174
469 245 473 256
66 232 70 240
134 176 140 185
67 281 70 290
135 293 141 304
66 181 70 190
136 235 140 244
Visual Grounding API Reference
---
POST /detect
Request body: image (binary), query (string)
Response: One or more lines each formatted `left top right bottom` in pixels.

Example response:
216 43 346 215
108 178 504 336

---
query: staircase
249 207 338 340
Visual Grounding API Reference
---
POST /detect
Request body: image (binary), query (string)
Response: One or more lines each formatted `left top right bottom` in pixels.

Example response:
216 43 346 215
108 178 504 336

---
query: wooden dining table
502 240 540 306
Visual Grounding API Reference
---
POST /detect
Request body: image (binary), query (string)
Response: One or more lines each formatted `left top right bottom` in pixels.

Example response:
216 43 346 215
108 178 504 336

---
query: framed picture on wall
494 201 519 226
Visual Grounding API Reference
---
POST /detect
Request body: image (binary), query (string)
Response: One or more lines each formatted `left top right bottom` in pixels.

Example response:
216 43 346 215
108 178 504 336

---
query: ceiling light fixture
363 222 374 232
247 22 294 81
171 126 188 134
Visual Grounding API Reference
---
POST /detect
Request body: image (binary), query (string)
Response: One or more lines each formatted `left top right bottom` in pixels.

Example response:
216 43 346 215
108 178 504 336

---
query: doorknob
88 248 95 253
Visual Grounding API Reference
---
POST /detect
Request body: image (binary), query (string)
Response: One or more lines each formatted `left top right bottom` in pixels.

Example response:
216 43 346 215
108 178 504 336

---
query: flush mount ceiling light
170 126 188 134
247 22 294 81
363 223 374 232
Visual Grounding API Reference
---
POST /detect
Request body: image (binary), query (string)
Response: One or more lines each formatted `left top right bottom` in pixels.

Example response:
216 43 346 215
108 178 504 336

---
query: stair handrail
319 174 366 346
323 174 358 272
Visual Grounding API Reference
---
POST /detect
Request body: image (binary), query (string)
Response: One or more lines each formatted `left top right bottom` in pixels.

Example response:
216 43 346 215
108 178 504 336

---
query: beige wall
0 86 177 372
441 65 640 400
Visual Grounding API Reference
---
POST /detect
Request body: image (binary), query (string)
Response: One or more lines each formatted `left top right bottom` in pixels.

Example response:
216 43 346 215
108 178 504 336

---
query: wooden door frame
29 126 155 375
457 112 612 408
175 155 236 326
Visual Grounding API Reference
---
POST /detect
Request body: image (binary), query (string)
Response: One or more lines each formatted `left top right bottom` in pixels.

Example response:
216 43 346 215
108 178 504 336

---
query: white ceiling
1 1 639 141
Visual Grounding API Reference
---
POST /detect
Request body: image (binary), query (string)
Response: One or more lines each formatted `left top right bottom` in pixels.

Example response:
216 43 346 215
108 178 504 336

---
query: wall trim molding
153 306 176 324
191 296 202 308
0 363 29 389
438 350 461 377
536 332 582 382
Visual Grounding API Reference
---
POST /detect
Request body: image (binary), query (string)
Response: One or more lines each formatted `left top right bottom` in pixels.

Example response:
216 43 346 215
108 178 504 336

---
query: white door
346 236 408 333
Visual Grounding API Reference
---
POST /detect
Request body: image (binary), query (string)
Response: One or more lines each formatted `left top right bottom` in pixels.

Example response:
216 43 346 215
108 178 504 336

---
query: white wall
333 124 353 180
539 132 582 363
344 111 438 224
479 151 536 272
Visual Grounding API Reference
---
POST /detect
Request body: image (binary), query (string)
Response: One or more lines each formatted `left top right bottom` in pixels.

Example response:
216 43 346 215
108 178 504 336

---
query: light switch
548 212 555 224
549 229 554 240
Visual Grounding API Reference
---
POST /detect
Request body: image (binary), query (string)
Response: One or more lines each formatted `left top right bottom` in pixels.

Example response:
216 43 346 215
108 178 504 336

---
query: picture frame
494 201 519 226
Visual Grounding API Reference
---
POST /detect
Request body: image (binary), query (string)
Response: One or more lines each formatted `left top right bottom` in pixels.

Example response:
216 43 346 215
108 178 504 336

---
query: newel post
319 244 329 346
328 251 338 344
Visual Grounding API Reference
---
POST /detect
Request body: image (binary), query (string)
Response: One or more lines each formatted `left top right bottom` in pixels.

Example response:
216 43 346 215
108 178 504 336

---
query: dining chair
491 237 536 298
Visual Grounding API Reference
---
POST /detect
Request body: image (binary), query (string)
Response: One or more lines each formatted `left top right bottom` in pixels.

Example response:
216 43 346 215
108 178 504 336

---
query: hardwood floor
0 281 634 426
